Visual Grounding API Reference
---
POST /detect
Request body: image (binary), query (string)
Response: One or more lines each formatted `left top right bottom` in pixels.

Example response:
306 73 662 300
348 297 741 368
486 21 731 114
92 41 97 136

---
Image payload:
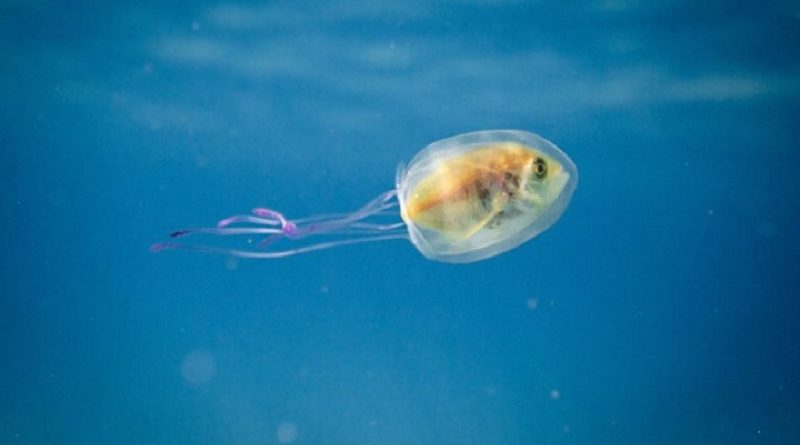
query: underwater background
2 1 799 444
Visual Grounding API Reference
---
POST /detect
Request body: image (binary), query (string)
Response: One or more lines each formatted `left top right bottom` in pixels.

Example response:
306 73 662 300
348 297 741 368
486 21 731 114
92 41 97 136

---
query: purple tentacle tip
170 229 191 238
284 222 300 237
252 208 274 218
150 243 168 252
217 217 235 228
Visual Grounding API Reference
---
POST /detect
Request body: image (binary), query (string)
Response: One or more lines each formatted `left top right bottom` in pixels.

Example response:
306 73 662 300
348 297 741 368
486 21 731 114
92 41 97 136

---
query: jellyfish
151 129 578 263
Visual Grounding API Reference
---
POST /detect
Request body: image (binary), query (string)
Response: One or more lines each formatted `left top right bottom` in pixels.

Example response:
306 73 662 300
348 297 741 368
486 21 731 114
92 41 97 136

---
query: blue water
2 1 799 444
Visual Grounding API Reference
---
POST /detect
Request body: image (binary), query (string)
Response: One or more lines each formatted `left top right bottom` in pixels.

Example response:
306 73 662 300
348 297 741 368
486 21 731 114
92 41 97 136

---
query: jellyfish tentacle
256 222 405 248
152 233 408 258
152 189 406 258
363 190 398 213
349 222 406 231
251 208 300 238
318 228 408 236
258 190 399 240
217 215 280 228
300 190 398 234
290 193 398 225
169 227 282 238
293 207 396 224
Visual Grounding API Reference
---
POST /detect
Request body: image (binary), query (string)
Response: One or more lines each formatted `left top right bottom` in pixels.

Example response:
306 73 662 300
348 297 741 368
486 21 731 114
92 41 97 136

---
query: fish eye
533 158 548 180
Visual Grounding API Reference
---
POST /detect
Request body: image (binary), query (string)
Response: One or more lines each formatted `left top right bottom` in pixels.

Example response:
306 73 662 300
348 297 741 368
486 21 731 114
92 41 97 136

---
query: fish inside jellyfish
151 130 578 263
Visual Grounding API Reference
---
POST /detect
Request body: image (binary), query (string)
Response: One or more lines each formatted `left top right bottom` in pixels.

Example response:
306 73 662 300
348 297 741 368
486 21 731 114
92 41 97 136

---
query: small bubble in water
526 298 539 310
276 422 298 443
180 350 216 385
550 389 561 400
